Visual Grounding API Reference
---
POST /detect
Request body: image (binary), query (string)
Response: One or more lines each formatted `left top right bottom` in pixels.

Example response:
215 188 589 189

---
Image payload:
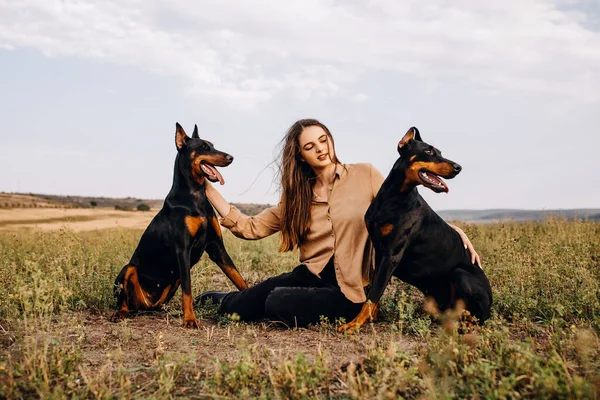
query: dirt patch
1 310 418 398
78 312 410 368
10 311 411 375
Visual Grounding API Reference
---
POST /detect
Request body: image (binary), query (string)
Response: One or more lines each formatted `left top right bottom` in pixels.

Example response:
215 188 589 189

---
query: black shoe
195 291 229 305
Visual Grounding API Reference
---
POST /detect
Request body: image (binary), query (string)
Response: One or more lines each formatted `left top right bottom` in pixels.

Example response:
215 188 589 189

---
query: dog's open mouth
201 162 225 185
418 170 448 193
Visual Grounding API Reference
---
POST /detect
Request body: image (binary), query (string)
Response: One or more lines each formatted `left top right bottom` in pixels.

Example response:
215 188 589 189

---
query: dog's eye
202 143 210 150
424 149 433 156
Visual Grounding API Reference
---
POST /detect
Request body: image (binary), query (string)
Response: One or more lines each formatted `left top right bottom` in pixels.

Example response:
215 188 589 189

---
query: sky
0 0 599 210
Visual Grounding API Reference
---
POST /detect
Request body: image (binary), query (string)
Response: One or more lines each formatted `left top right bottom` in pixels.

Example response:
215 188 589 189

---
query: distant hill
0 193 66 208
438 209 600 223
0 192 273 216
0 192 164 210
1 192 598 221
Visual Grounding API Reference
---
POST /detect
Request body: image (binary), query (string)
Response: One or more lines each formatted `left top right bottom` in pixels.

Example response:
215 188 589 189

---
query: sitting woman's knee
265 287 326 328
264 287 290 321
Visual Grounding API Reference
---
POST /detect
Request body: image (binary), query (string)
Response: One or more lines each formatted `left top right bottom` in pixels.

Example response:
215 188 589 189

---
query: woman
197 119 479 327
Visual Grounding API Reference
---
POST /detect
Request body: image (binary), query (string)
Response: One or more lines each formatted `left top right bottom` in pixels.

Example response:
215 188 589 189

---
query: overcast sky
1 0 599 210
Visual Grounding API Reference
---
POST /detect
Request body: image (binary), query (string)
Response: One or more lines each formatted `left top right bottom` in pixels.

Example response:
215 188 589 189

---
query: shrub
136 203 151 212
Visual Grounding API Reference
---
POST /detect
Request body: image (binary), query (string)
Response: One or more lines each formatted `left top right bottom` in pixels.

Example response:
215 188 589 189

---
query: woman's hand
204 181 232 218
449 224 481 267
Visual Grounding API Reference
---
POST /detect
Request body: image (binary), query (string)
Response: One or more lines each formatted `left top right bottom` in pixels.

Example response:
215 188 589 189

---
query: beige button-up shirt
220 163 385 303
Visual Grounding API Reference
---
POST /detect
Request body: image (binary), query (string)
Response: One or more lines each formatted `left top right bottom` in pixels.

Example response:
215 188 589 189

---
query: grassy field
0 218 599 399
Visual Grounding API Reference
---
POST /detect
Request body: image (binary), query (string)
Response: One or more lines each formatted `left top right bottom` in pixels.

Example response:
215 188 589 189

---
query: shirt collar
313 163 347 203
334 163 347 180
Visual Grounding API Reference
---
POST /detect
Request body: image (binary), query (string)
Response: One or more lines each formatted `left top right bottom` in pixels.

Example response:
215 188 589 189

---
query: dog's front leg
339 247 407 334
176 248 201 329
205 239 248 291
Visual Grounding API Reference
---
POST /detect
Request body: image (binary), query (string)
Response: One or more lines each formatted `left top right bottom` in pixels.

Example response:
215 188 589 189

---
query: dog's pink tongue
201 164 225 185
209 165 225 185
215 169 224 185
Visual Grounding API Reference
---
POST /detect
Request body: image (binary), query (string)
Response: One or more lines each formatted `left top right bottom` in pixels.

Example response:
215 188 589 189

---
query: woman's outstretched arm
204 181 281 240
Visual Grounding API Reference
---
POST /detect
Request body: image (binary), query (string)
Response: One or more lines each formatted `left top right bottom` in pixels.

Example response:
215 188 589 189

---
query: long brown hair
276 119 340 252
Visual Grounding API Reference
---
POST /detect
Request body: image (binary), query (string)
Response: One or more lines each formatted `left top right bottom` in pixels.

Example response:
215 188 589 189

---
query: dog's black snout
453 163 462 173
226 155 234 163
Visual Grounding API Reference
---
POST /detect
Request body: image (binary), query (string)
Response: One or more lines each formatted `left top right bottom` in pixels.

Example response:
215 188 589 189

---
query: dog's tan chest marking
185 216 205 236
380 223 394 237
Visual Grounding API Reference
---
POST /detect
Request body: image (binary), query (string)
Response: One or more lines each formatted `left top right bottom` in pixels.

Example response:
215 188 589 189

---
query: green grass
0 218 599 398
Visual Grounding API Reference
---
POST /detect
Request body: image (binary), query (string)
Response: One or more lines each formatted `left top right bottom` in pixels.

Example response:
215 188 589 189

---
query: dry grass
0 218 599 398
0 207 156 232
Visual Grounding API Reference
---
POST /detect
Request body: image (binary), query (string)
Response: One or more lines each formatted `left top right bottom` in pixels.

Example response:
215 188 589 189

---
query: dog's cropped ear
398 127 421 149
192 124 199 139
175 122 190 150
412 127 422 142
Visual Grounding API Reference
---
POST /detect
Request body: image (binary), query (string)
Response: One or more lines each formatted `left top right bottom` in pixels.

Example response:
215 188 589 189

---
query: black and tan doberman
339 127 492 333
111 123 248 328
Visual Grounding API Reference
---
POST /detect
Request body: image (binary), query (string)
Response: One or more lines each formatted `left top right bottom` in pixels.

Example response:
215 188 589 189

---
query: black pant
218 259 363 327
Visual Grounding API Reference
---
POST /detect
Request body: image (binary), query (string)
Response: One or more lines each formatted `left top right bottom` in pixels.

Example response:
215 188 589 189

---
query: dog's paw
183 318 202 329
338 321 361 334
109 311 128 322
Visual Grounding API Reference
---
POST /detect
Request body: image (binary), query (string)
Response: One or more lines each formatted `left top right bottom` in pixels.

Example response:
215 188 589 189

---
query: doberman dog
110 123 248 328
339 127 492 333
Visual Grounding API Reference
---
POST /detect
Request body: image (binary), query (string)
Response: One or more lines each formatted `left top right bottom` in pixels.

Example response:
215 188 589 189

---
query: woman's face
298 126 336 170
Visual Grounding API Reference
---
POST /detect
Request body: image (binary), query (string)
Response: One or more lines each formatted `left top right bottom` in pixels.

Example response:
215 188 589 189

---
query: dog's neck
166 156 207 205
376 157 421 208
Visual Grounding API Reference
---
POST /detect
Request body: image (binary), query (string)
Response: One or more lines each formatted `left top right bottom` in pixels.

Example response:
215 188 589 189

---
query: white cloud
1 0 599 105
353 93 369 102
